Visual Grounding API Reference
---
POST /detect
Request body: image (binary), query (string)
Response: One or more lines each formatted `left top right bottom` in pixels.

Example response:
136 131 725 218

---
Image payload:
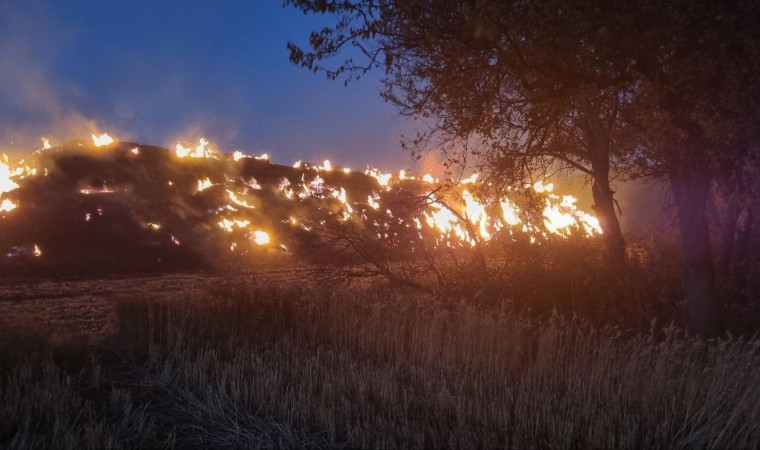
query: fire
0 138 604 265
366 167 392 187
218 218 251 232
41 137 52 149
1 156 21 196
500 198 521 226
0 199 16 212
422 174 438 184
226 190 256 209
91 133 115 147
252 230 270 245
196 177 215 192
542 195 602 237
176 138 216 159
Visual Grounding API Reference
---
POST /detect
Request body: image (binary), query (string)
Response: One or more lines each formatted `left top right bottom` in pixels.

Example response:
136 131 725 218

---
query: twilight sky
0 0 417 169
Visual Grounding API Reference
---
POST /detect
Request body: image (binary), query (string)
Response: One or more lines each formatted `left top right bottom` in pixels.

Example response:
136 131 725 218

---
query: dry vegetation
1 277 758 449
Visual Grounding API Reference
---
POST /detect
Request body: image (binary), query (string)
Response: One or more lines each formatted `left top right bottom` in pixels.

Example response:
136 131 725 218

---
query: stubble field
0 272 759 449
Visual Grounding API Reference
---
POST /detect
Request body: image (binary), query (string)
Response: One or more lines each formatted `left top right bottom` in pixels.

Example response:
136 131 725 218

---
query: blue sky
0 0 416 169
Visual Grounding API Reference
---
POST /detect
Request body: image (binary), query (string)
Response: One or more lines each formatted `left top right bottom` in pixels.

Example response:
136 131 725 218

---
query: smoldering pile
0 140 380 275
0 138 602 277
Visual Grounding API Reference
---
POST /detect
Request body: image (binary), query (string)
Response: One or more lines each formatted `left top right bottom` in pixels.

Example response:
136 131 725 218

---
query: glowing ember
33 245 42 257
91 133 115 147
79 185 115 195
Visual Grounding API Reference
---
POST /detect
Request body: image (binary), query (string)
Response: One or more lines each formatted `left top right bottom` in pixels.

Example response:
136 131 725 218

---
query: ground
0 270 310 341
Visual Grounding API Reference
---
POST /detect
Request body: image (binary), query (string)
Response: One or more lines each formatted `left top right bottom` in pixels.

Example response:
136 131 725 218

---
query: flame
226 190 255 209
1 138 603 259
460 173 479 184
367 194 380 210
218 218 251 232
366 168 392 187
254 153 270 161
533 180 554 193
41 137 52 149
176 138 216 159
0 198 17 212
462 190 490 240
500 198 521 226
91 133 115 147
252 230 270 245
242 177 261 190
542 195 602 237
33 245 42 257
422 174 438 184
196 177 215 192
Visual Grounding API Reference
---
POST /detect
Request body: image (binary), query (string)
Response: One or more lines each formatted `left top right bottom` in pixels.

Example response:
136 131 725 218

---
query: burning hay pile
0 135 601 276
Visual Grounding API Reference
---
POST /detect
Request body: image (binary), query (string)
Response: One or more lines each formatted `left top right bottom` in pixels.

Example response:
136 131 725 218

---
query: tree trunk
669 163 722 337
592 176 627 266
580 113 627 266
731 203 752 298
718 199 741 278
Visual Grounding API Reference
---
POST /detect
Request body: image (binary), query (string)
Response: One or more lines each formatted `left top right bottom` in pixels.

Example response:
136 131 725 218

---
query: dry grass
1 281 759 449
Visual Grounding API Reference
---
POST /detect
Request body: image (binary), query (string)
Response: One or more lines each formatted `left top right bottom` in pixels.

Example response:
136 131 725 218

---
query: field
1 272 758 449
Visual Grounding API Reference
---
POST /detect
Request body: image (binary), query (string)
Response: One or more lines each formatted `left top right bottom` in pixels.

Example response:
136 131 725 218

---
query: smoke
0 1 108 157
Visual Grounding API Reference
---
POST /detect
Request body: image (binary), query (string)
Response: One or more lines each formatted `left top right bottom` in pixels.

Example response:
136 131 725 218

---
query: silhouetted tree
285 0 760 336
286 0 632 265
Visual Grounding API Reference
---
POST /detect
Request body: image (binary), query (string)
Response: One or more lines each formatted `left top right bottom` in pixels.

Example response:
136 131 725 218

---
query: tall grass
2 282 759 448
